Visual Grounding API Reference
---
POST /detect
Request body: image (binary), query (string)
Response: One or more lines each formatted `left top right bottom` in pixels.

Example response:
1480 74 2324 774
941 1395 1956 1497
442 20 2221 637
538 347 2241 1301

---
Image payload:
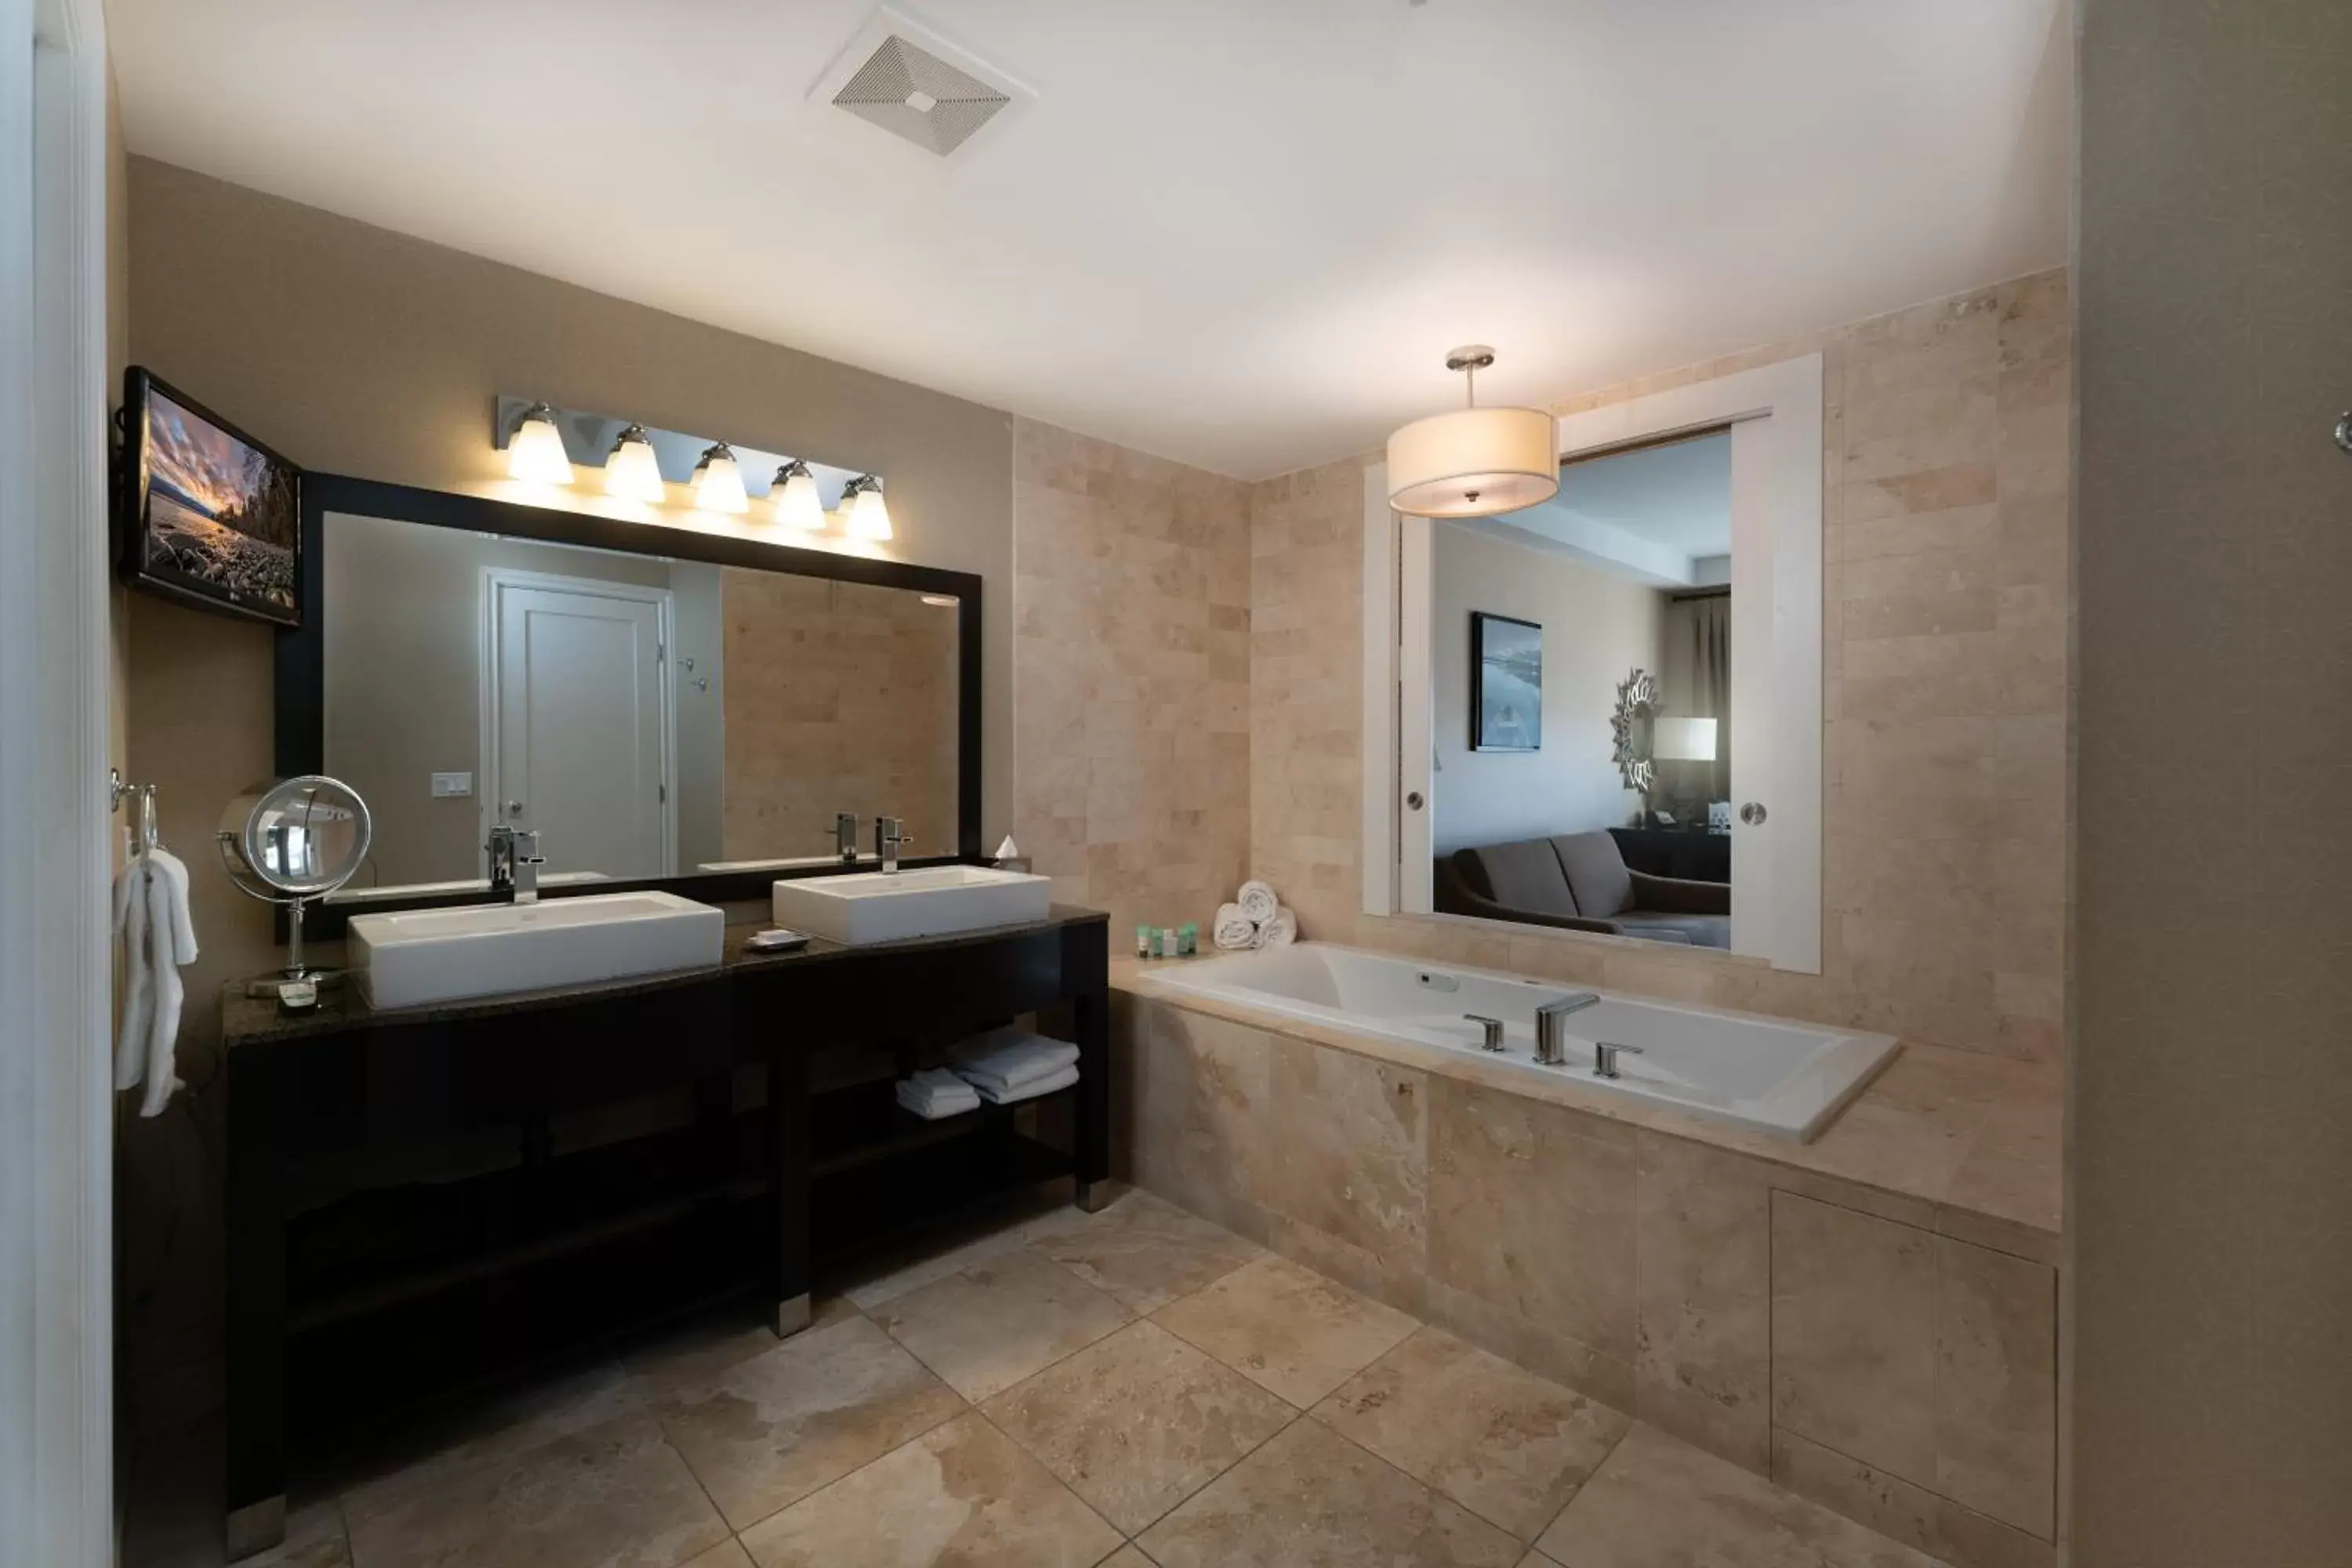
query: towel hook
107 767 163 853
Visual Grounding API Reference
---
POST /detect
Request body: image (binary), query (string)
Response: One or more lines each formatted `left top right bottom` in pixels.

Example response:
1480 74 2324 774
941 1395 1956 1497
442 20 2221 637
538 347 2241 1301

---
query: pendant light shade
604 423 666 503
840 475 892 541
1385 347 1558 518
691 442 750 514
506 402 575 486
771 460 825 529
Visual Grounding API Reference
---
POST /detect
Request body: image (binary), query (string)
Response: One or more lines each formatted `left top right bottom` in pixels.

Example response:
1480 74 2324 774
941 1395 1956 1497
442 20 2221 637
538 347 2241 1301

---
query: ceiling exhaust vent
811 9 1033 159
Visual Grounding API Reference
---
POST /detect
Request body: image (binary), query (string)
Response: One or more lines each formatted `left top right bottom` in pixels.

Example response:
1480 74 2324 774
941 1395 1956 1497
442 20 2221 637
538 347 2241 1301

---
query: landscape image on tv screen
140 386 298 615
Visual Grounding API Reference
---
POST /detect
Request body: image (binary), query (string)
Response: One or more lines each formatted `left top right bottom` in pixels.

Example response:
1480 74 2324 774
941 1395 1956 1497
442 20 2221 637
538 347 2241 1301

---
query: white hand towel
950 1029 1080 1092
1212 902 1258 952
970 1061 1079 1106
113 858 154 1092
1252 906 1298 950
897 1068 980 1120
1236 880 1279 926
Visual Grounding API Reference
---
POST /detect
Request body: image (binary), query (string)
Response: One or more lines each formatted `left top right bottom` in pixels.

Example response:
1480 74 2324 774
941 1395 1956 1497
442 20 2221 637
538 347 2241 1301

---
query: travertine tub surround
1112 972 2060 1568
1249 270 2071 1065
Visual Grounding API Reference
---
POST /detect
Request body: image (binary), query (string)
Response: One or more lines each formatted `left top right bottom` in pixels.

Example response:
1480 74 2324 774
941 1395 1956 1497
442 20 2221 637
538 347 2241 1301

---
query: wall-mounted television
115 366 303 627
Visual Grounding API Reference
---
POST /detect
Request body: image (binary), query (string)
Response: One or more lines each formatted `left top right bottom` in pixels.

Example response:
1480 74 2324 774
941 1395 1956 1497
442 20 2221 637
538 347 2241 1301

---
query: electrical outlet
431 771 474 799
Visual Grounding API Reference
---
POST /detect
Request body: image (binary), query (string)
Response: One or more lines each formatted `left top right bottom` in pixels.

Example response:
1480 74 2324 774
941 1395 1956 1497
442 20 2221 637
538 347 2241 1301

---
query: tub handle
1463 1013 1508 1052
1594 1040 1646 1080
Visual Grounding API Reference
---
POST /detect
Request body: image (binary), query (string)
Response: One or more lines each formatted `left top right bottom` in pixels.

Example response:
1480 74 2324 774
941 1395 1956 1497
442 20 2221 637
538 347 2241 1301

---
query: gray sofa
1434 830 1730 948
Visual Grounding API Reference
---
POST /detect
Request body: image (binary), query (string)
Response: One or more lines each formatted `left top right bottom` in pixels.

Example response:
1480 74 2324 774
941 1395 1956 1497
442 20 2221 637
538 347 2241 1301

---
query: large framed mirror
278 474 981 921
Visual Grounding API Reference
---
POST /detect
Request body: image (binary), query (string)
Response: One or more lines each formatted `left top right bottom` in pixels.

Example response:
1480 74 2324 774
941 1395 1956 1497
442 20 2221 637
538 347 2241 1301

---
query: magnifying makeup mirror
218 775 373 1007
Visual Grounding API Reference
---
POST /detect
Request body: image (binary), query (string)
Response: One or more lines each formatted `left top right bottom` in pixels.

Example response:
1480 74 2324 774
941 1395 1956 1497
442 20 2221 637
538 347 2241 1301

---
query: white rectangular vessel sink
348 891 725 1011
771 866 1053 946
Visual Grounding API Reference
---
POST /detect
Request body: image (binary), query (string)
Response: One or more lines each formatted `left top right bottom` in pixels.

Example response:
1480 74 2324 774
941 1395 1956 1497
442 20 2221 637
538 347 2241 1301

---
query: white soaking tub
1142 942 1896 1142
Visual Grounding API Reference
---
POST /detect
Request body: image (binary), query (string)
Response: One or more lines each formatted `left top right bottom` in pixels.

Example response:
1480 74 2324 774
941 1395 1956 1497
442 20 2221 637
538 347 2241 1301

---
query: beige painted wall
1251 270 2071 1065
2070 5 2350 1563
1429 521 1664 851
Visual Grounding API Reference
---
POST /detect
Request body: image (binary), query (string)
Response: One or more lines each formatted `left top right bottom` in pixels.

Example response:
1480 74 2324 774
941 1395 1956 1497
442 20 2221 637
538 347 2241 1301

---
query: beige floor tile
681 1541 756 1568
1099 1551 1155 1568
1029 1189 1263 1312
1135 1417 1524 1568
872 1248 1134 1401
1312 1327 1632 1540
736 1411 1122 1568
622 1297 862 1397
1152 1254 1419 1408
981 1319 1296 1534
1534 1424 1941 1568
649 1315 967 1530
838 1187 1094 1309
340 1407 729 1568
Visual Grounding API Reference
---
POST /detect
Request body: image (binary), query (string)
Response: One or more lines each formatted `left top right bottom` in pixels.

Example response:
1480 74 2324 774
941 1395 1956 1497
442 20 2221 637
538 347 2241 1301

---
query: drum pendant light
1386 346 1558 518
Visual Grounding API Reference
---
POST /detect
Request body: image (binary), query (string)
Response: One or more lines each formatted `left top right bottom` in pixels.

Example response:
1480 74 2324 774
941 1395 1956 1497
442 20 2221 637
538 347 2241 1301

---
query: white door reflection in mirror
485 572 675 881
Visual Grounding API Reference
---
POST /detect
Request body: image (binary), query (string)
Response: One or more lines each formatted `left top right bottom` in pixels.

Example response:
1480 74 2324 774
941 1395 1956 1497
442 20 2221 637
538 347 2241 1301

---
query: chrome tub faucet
1534 990 1600 1066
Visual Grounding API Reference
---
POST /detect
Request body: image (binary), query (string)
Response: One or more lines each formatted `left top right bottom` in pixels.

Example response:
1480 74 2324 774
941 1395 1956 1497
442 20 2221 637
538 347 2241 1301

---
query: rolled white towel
971 1061 1079 1106
1252 906 1298 949
1213 902 1258 952
1236 880 1279 925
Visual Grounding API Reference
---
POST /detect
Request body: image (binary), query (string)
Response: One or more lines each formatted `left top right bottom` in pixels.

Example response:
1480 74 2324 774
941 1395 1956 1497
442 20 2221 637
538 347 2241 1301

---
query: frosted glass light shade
772 463 825 529
604 425 666 502
506 405 575 485
691 444 750 514
843 477 892 541
1386 405 1558 517
1653 716 1719 762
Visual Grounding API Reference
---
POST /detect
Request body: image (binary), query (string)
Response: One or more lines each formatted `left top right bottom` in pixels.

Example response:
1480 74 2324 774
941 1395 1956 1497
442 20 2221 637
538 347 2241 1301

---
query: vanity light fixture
505 402 576 486
840 474 892 540
604 423 667 503
691 442 750 514
919 594 957 607
1386 346 1559 518
771 459 826 529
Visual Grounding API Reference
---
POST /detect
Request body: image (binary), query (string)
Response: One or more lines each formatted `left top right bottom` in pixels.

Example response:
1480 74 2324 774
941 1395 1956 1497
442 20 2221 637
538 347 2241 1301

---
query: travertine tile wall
2072 5 2351 1564
718 569 959 861
1249 271 2072 1062
1120 992 2060 1568
1012 419 1253 939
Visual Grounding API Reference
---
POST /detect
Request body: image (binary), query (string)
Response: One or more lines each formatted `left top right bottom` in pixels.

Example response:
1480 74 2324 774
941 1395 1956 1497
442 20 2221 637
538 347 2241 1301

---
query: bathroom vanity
220 907 1109 1553
209 465 1096 1556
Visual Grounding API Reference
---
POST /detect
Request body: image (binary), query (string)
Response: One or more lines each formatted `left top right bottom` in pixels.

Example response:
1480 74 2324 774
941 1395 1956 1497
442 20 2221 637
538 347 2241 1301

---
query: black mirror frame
278 472 982 934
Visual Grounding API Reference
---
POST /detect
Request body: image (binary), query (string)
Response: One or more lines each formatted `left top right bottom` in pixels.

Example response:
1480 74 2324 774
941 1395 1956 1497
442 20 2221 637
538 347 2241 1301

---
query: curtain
1688 593 1730 802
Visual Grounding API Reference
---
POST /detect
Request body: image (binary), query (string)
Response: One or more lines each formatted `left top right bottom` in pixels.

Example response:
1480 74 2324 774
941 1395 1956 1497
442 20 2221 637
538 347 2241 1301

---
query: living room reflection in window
1430 430 1734 949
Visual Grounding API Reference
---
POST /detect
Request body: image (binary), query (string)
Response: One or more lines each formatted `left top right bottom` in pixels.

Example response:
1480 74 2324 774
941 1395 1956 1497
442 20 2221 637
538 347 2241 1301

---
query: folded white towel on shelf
950 1028 1080 1093
1213 902 1258 952
1252 906 1298 950
114 846 198 1120
1236 880 1279 926
970 1061 1080 1106
896 1068 981 1121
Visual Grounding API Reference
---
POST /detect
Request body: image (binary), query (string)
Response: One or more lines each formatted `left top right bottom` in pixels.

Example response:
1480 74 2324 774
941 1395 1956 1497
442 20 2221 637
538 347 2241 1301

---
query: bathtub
1140 942 1897 1142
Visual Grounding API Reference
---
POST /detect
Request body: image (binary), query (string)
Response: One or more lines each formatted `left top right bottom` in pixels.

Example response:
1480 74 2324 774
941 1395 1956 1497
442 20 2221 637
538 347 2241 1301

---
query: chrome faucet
1593 1040 1646 1080
486 826 545 904
1463 1014 1508 1052
833 811 861 865
1534 991 1601 1066
875 816 913 874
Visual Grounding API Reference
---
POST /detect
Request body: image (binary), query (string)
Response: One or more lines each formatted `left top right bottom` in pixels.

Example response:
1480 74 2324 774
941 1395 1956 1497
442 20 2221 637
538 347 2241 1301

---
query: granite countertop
223 904 1105 1047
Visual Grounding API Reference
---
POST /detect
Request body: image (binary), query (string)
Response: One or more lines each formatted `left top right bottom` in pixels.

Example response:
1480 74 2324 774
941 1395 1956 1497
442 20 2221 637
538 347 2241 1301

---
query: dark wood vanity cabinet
220 909 1109 1552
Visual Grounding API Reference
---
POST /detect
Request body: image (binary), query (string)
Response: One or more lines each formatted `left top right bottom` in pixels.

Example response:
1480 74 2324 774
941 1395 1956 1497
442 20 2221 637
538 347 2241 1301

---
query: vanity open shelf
221 906 1109 1555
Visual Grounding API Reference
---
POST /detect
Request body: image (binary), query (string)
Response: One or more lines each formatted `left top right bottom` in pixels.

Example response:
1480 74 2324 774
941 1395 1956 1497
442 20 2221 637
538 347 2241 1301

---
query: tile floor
129 1186 1954 1568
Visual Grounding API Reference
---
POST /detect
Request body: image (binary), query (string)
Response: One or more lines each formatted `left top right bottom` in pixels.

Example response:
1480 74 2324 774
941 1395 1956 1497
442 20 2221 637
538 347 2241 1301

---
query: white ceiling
106 0 2071 480
1550 434 1733 563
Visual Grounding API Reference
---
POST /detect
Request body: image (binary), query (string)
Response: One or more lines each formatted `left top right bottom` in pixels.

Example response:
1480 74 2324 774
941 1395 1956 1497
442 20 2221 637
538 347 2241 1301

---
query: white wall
1430 521 1663 853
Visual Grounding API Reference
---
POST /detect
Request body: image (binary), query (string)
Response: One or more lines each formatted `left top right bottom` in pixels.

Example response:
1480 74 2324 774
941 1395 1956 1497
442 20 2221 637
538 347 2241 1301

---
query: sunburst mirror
1610 668 1659 793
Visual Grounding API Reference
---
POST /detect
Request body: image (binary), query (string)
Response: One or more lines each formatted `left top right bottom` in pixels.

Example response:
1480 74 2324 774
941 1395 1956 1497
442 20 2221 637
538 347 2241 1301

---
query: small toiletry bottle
1137 924 1154 959
1178 921 1199 956
1159 926 1180 958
